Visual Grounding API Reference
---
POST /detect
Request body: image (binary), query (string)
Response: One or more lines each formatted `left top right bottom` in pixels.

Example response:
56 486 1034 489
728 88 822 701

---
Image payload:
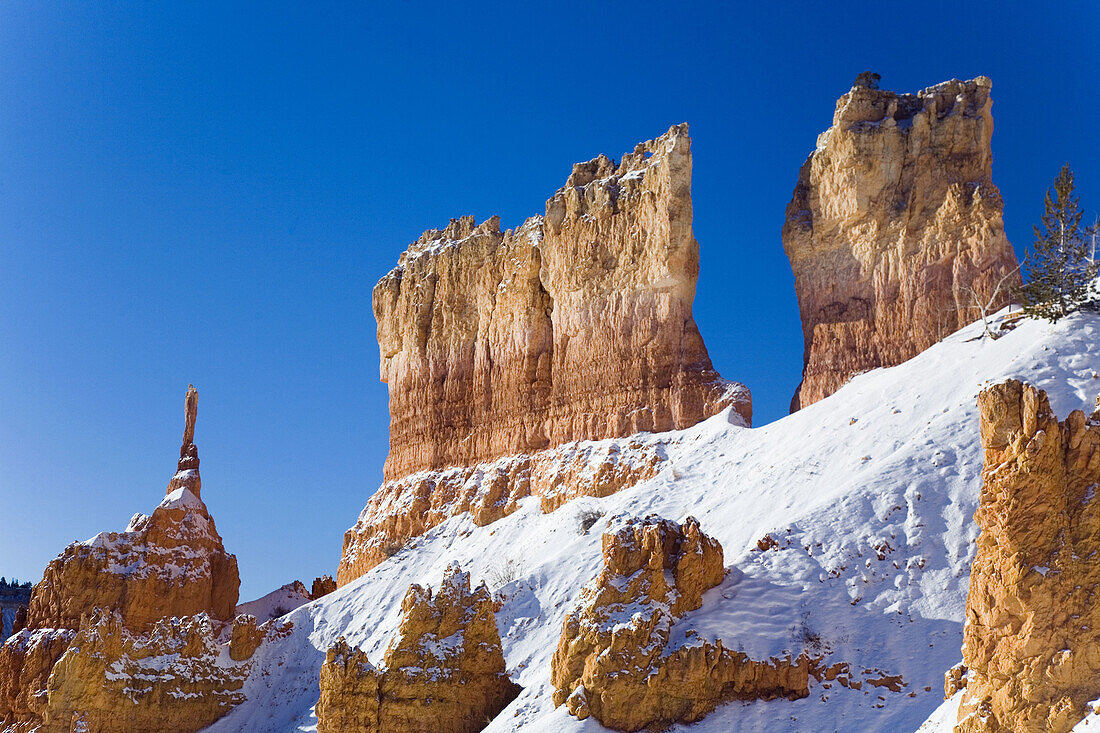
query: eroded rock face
376 124 749 483
783 77 1019 410
0 628 76 730
551 515 811 731
26 387 238 633
317 565 520 733
0 386 263 733
338 436 664 584
954 380 1100 733
42 611 251 733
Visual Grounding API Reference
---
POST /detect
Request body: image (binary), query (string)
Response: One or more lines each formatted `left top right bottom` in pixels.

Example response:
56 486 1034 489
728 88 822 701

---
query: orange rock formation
783 77 1018 410
551 515 811 731
25 386 238 633
0 386 265 733
341 125 754 588
955 380 1100 733
316 565 520 733
376 124 749 483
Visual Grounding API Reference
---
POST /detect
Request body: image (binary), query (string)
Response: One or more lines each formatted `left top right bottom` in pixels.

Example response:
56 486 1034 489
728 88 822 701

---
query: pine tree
1018 164 1099 322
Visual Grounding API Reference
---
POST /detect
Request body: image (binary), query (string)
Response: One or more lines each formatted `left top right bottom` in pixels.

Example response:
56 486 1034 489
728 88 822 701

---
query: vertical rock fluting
956 380 1100 733
375 124 750 482
340 126 751 587
783 77 1019 410
551 516 811 731
316 565 520 733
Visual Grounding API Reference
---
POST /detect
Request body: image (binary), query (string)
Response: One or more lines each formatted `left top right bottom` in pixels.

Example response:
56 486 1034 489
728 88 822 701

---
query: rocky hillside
206 306 1100 732
340 125 750 586
783 77 1019 410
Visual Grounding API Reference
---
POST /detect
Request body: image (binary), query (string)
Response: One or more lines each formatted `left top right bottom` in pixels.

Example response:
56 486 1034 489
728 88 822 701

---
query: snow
203 307 1100 733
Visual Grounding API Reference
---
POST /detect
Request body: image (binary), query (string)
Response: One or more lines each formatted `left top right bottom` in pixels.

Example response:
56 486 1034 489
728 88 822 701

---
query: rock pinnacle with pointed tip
168 384 202 497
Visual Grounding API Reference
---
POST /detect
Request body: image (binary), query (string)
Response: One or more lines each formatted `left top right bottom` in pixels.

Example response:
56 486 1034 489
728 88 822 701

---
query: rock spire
783 77 1019 410
169 384 201 497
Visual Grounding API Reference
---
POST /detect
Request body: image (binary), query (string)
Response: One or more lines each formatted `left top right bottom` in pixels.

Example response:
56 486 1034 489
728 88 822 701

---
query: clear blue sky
2 2 1097 600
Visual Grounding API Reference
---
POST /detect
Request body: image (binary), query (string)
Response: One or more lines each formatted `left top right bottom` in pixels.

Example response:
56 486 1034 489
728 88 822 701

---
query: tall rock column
783 77 1019 410
956 380 1100 733
373 125 750 482
0 386 257 733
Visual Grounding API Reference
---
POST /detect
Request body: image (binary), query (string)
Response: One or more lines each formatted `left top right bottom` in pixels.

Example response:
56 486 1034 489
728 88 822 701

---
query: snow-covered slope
205 308 1100 733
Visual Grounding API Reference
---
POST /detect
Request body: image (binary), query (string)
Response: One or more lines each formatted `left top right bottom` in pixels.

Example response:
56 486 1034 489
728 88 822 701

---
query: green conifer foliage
1018 164 1099 322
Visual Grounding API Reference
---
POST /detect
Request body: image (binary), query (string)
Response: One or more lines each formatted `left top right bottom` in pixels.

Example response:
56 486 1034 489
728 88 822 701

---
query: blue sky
2 2 1097 599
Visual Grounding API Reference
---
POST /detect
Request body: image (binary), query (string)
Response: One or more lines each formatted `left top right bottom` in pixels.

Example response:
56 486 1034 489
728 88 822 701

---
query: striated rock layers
375 123 749 482
316 565 520 733
551 515 812 731
341 126 753 587
0 386 266 733
955 380 1100 733
783 77 1019 410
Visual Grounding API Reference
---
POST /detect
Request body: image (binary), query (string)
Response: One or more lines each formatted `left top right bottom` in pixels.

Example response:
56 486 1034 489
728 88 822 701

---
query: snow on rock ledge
551 515 812 731
338 433 670 585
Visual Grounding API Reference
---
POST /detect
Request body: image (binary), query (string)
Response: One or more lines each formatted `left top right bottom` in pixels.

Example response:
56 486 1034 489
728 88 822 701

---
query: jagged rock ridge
953 380 1100 733
316 565 520 732
783 77 1019 410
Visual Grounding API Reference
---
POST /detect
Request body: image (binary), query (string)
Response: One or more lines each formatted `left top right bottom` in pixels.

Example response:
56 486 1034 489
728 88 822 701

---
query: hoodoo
952 380 1100 733
340 125 750 585
783 76 1019 410
0 387 263 733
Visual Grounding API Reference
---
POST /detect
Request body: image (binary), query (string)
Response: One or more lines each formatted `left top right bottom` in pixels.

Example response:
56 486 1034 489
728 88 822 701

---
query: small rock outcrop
551 515 811 731
783 77 1019 410
955 380 1100 733
311 575 337 599
376 124 749 483
316 565 520 733
0 387 265 733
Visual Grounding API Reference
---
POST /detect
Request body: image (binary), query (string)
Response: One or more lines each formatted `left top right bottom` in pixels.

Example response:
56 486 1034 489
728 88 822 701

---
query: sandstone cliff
341 126 751 586
954 380 1100 733
551 515 811 731
783 77 1019 410
316 565 520 733
376 124 749 482
0 387 266 733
